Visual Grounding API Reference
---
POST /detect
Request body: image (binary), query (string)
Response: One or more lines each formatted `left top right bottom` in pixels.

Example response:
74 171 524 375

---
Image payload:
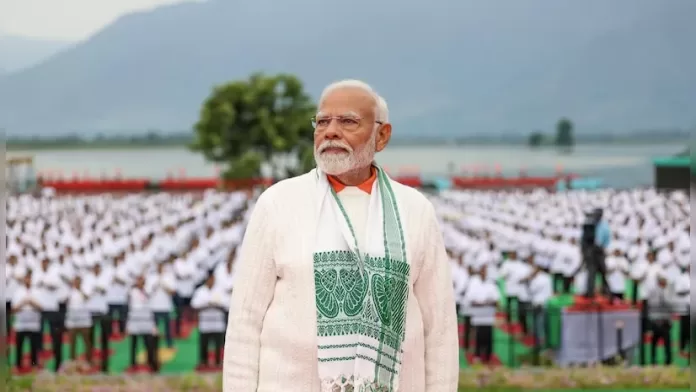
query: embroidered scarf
313 166 410 392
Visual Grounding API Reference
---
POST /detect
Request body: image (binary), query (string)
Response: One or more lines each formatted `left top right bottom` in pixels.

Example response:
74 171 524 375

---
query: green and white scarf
313 166 410 392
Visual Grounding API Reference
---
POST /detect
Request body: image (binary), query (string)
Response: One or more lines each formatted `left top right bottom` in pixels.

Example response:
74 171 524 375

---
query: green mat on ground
9 277 689 373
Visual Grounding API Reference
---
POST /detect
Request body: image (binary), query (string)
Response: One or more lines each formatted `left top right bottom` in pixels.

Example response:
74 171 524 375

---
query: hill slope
0 33 71 73
0 0 694 137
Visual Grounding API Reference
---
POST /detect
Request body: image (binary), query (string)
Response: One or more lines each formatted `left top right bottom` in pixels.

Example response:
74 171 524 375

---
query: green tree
528 131 545 148
145 129 161 142
555 117 574 150
191 73 317 180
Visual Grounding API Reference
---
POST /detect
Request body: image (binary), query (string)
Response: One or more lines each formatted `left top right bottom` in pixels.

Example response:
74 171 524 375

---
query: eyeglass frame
311 114 383 132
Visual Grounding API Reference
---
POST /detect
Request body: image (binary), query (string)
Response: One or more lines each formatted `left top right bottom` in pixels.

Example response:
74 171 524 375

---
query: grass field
4 370 691 391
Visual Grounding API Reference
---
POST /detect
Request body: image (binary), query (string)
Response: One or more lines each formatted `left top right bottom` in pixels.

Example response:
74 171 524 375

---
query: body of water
7 143 686 188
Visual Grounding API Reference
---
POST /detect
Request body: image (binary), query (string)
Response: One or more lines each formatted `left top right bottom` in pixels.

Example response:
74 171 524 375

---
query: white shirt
174 258 197 297
630 260 663 300
85 270 113 314
32 266 62 311
499 258 526 298
513 262 534 301
11 286 43 332
450 262 469 306
191 284 230 333
126 288 156 335
107 263 131 304
65 287 93 328
605 256 629 294
56 262 76 301
5 264 23 301
561 244 582 278
462 276 499 326
529 272 553 306
672 273 690 314
213 262 236 294
146 272 176 312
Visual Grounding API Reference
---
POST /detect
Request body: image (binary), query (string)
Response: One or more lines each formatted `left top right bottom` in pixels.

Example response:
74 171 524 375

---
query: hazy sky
0 0 194 41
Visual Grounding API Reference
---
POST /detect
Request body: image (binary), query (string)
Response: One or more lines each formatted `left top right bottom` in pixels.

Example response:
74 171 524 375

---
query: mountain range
0 32 71 74
0 0 694 138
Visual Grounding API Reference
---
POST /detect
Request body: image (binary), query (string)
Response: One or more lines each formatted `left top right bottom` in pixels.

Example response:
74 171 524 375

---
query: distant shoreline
6 143 190 152
6 139 687 152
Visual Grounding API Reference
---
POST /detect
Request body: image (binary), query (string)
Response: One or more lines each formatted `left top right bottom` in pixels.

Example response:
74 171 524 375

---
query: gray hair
318 79 389 123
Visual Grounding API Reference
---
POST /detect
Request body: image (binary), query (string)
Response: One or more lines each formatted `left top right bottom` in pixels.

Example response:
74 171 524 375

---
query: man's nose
323 121 341 139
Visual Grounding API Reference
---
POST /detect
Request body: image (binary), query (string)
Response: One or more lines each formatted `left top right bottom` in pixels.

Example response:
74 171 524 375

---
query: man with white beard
223 80 458 392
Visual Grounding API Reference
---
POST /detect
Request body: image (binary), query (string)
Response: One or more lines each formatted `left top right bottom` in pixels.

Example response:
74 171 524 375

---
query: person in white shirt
528 264 553 348
223 81 457 392
561 237 580 294
465 266 499 363
86 263 113 372
627 238 648 304
605 246 630 301
212 250 236 296
56 253 75 316
173 254 196 338
631 249 662 308
11 271 43 370
146 262 177 349
498 250 523 325
107 255 130 336
33 258 65 371
5 255 21 344
459 264 475 351
549 235 566 294
451 253 470 349
65 276 94 369
645 272 675 365
126 275 159 373
672 265 690 355
191 273 230 370
516 251 535 337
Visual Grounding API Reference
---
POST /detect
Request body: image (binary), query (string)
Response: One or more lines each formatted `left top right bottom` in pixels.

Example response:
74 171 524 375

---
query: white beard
314 131 377 175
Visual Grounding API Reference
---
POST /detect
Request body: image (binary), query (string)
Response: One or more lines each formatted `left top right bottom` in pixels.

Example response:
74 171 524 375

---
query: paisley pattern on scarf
314 251 410 353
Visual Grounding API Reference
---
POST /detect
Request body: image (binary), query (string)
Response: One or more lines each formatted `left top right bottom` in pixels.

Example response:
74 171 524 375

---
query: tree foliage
555 117 575 150
191 73 316 179
528 131 545 148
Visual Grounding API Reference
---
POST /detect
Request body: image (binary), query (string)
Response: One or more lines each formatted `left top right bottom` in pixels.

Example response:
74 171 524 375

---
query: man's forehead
318 87 375 116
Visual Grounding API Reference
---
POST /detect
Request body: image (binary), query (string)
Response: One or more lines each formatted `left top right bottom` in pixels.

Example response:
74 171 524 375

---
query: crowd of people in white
6 189 253 372
4 187 691 372
433 188 690 364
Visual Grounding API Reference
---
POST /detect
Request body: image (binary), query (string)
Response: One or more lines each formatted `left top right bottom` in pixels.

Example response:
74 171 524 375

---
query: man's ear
375 123 392 152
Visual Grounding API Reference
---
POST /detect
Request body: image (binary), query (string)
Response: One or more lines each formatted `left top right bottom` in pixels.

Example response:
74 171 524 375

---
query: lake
7 143 686 188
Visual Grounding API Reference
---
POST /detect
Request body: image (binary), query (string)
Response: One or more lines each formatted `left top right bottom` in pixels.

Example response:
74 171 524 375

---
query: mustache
317 140 352 153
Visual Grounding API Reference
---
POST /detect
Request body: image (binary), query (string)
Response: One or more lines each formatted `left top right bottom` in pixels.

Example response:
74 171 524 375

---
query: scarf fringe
320 376 396 392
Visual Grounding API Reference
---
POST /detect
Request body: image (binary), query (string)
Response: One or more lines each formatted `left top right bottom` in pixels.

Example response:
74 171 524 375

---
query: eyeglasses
311 115 383 132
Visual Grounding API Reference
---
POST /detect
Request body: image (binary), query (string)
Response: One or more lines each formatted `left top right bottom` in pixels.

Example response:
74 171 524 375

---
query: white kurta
126 288 156 335
191 285 230 333
11 286 43 332
66 289 93 329
223 171 458 392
